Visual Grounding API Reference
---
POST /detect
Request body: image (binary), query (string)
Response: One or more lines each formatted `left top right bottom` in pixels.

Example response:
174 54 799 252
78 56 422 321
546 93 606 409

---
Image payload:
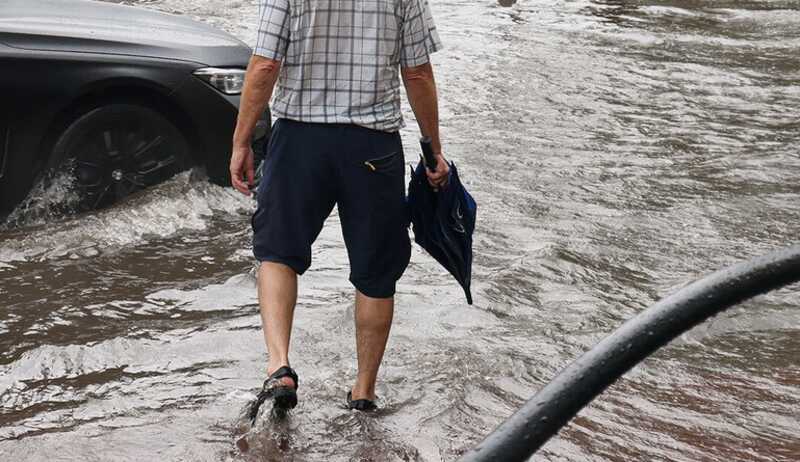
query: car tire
44 104 192 211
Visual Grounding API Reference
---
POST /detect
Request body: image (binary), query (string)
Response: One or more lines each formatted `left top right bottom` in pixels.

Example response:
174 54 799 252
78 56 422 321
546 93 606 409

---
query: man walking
230 0 448 414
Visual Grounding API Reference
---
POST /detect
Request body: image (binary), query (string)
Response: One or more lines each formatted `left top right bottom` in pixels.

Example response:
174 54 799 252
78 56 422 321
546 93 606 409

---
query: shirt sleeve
399 0 443 68
253 0 291 61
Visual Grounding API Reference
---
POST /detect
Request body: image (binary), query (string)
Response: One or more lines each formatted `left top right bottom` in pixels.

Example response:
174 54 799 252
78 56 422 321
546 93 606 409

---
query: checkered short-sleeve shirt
254 0 443 132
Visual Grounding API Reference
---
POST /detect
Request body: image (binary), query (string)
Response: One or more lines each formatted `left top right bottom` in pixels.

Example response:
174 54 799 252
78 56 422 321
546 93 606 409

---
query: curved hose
460 245 800 461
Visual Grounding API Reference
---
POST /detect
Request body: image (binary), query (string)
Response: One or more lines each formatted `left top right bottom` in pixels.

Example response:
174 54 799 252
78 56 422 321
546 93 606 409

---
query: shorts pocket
363 151 402 174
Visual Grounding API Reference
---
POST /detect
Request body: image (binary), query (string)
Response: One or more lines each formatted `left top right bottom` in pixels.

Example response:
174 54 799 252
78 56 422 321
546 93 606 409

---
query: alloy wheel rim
68 118 184 209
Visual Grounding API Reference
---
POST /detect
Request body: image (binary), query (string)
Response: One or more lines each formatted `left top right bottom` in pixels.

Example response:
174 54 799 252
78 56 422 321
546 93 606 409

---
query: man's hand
230 144 255 195
427 153 450 189
402 63 447 189
230 56 281 196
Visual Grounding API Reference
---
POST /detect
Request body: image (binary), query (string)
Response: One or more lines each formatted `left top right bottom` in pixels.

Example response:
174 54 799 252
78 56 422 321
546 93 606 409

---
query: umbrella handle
420 137 438 171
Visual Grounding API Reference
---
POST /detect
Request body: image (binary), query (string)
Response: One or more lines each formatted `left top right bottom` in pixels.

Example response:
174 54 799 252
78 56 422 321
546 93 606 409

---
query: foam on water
0 171 253 263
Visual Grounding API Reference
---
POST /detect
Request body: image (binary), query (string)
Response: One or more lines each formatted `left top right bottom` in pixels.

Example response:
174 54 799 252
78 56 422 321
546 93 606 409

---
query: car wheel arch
36 79 203 170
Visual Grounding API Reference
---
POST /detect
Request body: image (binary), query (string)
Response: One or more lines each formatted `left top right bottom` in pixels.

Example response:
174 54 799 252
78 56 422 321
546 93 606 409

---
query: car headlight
193 67 246 95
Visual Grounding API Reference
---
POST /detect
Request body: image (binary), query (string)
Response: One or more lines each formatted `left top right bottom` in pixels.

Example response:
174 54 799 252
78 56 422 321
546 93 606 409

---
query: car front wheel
46 104 192 211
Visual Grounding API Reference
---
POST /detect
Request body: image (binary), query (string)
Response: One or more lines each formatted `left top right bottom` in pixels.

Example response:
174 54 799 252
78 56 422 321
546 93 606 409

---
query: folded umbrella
407 137 477 304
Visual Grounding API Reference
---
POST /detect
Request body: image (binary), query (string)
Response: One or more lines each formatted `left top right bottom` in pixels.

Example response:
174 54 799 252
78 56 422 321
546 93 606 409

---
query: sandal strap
346 391 377 411
249 366 299 422
267 365 299 390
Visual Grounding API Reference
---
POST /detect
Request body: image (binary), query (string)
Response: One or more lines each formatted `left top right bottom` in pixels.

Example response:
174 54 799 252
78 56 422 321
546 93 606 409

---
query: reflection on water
1 0 799 461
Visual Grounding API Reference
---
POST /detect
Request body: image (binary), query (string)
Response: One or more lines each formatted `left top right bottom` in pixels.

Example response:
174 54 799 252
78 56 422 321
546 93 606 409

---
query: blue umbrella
407 138 476 304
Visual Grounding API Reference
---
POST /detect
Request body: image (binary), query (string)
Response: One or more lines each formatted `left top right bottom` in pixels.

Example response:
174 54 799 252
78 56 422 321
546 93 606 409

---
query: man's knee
353 282 396 299
354 290 394 325
258 258 304 276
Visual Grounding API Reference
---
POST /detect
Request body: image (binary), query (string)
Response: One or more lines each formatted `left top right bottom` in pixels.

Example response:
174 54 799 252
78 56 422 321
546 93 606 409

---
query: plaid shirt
254 0 442 132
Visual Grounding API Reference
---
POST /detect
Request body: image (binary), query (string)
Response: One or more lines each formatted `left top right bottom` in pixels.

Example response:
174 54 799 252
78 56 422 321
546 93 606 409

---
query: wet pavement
1 0 799 460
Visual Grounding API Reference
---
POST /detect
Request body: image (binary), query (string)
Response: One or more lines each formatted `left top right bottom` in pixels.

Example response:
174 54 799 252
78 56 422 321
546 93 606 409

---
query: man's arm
402 62 449 188
230 55 281 195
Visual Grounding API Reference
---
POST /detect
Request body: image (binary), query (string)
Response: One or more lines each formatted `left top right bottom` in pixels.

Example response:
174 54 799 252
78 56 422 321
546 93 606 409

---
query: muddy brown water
1 0 799 461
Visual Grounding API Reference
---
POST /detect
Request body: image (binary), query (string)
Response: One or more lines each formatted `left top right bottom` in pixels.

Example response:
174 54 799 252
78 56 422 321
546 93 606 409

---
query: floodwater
1 0 799 460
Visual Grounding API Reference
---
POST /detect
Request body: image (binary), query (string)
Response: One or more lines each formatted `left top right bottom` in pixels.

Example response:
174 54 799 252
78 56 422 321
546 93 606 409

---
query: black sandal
346 391 377 412
249 366 299 422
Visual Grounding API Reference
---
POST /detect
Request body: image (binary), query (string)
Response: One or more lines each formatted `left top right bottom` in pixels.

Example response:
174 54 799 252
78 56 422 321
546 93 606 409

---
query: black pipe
460 245 800 462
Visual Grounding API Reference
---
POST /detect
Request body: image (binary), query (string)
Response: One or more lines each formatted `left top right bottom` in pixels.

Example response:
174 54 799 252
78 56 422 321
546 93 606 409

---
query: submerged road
1 0 798 460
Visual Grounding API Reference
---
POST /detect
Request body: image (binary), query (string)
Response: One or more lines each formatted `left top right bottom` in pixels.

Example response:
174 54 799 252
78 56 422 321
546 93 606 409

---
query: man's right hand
402 62 448 188
230 144 255 196
427 153 450 189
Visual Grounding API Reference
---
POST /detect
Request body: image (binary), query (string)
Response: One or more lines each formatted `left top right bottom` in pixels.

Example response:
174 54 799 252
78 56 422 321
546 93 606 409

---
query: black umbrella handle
420 136 438 171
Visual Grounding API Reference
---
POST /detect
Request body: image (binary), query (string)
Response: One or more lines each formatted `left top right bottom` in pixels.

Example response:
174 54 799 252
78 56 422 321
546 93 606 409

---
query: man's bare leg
350 290 394 400
258 261 298 388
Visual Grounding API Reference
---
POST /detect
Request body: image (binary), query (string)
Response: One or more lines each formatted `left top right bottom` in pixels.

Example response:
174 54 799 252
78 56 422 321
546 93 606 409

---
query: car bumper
171 76 271 186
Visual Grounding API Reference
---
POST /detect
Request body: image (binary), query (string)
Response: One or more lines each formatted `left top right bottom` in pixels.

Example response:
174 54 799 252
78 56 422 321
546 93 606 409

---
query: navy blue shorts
251 119 411 298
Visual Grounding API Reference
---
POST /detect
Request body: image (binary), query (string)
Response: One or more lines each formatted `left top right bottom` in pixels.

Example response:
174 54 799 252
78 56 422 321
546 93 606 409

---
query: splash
0 170 253 263
2 160 83 229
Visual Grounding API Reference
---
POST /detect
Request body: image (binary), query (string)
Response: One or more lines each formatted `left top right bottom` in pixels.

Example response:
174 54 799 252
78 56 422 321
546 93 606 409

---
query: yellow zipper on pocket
364 151 399 172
